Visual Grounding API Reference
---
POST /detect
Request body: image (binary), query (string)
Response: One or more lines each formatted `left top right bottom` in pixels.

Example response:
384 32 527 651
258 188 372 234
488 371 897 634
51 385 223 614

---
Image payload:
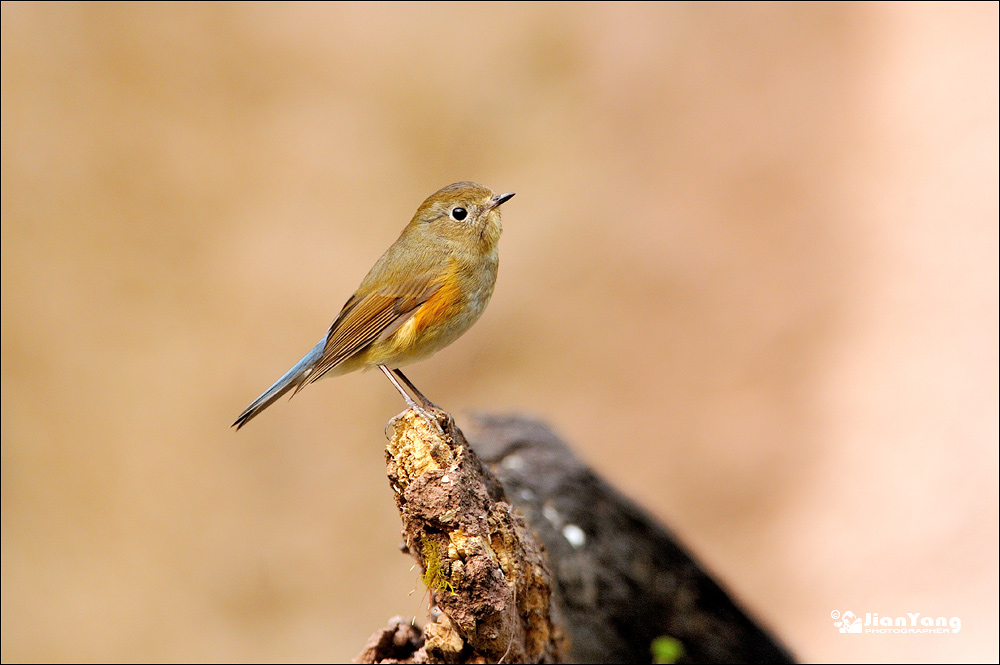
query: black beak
490 192 515 209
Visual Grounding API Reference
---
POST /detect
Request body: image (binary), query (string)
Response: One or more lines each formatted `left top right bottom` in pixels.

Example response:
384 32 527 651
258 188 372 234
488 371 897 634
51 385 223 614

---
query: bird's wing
299 272 443 386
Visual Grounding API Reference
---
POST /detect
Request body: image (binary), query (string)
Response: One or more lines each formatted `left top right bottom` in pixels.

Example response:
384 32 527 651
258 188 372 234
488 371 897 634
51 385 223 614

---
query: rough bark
357 409 564 664
356 411 794 664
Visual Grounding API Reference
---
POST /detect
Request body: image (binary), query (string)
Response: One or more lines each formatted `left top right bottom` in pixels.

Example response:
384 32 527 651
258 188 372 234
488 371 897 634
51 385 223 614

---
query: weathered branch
463 415 794 664
356 409 564 664
356 411 794 664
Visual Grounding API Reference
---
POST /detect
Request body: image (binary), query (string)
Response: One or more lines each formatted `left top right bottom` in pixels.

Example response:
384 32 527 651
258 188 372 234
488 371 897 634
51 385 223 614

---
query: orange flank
411 270 464 338
340 265 470 372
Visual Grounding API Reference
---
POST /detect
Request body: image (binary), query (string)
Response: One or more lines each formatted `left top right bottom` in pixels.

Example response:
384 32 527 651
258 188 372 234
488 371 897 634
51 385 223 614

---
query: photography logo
832 610 862 633
831 610 961 635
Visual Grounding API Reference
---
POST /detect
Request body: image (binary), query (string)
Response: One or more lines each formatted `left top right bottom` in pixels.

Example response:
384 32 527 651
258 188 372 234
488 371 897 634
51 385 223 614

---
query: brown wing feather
300 273 443 386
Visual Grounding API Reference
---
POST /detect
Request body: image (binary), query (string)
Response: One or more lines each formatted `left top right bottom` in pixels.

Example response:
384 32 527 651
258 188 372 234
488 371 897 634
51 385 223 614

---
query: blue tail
233 338 326 429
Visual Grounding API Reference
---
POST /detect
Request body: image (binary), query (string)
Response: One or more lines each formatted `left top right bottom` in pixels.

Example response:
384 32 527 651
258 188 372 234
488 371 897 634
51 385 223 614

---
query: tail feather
233 338 326 429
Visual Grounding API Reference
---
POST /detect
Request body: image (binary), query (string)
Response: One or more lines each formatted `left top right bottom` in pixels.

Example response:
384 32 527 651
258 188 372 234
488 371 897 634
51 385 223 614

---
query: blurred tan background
2 2 997 662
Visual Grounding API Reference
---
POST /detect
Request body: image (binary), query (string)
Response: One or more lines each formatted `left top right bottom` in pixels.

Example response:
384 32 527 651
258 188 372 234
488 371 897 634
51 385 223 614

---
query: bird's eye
451 207 468 221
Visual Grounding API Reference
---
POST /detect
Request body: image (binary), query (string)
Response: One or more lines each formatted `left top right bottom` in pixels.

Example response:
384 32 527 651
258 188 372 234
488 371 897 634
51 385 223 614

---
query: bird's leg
391 368 442 411
378 365 446 429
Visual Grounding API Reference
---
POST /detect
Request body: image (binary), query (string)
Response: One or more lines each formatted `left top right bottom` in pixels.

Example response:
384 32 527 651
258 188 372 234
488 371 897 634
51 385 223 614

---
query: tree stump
356 411 793 664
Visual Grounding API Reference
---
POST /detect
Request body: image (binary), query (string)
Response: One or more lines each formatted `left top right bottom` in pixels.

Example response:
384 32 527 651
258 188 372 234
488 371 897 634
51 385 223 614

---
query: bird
233 181 514 430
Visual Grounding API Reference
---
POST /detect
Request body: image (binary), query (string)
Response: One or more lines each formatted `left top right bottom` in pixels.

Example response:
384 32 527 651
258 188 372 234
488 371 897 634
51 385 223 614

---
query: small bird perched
233 181 514 429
